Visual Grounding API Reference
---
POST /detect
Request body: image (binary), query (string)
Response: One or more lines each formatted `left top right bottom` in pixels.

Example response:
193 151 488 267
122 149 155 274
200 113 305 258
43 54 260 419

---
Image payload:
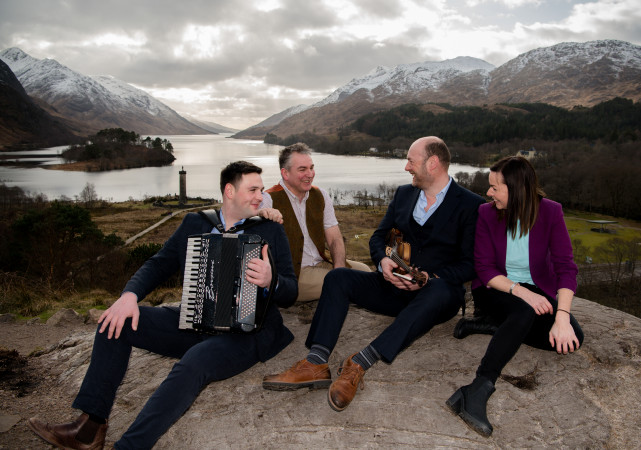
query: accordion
179 232 273 333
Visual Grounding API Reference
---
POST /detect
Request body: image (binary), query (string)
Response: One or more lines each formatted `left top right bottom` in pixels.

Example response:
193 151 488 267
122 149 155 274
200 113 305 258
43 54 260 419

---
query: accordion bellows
179 233 268 333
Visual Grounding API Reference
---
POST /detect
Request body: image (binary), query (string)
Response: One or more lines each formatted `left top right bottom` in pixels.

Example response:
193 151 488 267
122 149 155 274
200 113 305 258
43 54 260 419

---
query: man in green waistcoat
261 142 371 302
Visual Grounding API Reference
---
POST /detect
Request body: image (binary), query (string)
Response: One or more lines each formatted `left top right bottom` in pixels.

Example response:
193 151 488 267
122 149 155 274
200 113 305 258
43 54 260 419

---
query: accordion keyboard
179 235 204 330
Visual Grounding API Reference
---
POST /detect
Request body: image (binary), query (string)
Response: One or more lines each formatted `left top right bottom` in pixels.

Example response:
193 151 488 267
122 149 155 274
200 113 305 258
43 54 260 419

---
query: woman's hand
549 319 580 354
514 284 554 315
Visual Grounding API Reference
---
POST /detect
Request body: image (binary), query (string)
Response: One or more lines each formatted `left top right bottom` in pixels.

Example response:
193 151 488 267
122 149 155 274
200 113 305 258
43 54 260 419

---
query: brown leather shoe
28 413 107 450
327 354 365 411
263 358 332 390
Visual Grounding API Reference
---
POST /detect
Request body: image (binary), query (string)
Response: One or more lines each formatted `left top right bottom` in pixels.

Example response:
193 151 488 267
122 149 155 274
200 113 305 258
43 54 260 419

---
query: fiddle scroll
384 228 427 287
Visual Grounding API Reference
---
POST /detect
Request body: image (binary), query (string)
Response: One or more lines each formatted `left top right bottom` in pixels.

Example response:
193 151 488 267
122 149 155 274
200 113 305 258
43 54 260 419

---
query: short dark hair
490 156 545 238
219 161 262 194
423 138 451 169
278 142 312 170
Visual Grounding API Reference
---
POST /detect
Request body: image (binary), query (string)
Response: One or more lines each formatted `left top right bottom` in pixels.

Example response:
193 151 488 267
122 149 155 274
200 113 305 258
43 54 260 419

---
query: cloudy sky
1 0 640 130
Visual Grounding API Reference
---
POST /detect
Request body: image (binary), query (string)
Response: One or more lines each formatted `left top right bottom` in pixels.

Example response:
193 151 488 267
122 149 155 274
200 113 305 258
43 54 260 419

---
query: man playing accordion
28 161 298 449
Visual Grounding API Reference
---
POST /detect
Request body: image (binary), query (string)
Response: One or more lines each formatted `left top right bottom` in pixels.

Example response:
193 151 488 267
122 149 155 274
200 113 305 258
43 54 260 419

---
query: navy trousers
474 284 584 383
72 306 261 450
305 268 464 363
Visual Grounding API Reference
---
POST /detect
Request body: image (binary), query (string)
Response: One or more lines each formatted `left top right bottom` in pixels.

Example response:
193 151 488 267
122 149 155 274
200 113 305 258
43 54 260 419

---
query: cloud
466 0 542 8
1 0 640 129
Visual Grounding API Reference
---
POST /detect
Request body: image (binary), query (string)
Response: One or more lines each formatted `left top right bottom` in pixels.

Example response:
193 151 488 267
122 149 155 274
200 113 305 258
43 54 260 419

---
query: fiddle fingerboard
385 247 414 273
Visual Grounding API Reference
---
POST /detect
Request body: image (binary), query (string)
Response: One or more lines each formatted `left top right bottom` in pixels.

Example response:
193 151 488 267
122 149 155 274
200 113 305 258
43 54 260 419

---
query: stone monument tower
179 166 187 205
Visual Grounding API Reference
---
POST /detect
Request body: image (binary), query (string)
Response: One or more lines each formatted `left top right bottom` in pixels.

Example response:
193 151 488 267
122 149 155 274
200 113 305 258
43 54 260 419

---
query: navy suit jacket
123 212 298 361
369 181 484 287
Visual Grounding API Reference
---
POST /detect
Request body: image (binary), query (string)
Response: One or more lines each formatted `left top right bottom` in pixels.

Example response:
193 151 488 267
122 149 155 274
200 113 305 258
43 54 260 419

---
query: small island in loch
48 128 175 172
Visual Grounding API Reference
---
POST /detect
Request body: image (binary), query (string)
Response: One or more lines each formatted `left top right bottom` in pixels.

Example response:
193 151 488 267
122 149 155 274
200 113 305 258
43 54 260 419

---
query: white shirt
261 180 338 268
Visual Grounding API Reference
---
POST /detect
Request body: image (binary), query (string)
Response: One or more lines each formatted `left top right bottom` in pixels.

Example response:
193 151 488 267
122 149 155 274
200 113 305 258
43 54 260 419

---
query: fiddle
384 228 427 287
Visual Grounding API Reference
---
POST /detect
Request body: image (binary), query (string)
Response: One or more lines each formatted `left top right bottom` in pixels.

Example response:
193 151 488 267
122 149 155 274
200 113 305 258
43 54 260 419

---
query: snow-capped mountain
0 48 208 135
92 75 172 117
233 57 494 139
0 58 78 149
316 56 494 107
497 40 641 76
234 40 641 139
488 40 641 105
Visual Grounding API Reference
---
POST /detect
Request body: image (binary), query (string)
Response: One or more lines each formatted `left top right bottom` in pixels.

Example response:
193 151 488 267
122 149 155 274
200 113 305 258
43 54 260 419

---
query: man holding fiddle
263 136 484 411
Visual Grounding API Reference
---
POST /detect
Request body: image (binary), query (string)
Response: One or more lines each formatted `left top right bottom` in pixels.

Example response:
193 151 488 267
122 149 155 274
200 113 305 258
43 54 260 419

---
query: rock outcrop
5 297 641 448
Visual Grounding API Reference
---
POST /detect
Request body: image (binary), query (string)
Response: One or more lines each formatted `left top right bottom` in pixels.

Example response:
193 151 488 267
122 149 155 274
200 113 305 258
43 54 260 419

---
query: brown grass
91 203 195 244
89 202 384 263
45 161 97 171
335 205 385 264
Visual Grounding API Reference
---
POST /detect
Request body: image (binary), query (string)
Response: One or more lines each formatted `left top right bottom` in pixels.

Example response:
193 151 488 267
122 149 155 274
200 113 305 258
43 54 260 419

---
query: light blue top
505 222 534 284
212 211 246 234
412 176 452 225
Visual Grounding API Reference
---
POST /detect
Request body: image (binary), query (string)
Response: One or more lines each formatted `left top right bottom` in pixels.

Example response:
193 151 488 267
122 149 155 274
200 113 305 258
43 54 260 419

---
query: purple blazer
473 198 578 299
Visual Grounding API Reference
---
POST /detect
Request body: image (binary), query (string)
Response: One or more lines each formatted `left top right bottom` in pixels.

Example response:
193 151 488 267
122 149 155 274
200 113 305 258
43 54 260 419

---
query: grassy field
565 210 641 263
89 203 641 266
6 201 639 321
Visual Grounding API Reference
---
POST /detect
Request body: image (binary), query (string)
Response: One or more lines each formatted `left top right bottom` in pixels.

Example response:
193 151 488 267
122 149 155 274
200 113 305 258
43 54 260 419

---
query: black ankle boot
452 316 498 339
446 376 495 437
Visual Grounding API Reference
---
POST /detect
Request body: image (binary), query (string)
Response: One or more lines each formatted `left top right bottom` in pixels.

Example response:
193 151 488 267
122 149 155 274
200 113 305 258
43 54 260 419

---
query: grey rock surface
85 308 103 324
14 298 641 448
46 308 84 327
0 313 16 323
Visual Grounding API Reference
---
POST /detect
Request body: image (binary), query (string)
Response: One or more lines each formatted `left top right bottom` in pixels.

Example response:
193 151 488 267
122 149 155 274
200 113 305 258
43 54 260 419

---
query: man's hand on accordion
98 291 140 339
245 244 273 288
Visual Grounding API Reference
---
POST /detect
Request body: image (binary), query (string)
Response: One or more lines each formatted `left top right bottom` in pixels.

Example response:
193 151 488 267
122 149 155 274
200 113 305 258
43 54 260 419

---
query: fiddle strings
388 248 413 273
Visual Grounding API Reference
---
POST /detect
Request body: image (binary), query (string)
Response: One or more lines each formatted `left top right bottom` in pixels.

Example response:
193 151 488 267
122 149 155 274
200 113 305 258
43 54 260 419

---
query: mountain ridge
0 48 211 137
0 58 78 149
234 39 641 140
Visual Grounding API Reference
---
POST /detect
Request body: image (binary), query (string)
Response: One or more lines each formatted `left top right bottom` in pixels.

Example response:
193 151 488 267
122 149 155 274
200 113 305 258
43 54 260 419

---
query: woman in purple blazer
446 156 584 437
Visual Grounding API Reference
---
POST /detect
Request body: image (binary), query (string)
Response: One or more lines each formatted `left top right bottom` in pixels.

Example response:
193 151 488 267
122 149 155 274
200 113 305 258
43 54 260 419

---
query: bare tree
78 182 99 208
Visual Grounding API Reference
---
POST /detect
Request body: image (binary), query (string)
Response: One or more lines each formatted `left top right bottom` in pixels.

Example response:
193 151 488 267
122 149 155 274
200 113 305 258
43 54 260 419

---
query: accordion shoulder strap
198 209 266 233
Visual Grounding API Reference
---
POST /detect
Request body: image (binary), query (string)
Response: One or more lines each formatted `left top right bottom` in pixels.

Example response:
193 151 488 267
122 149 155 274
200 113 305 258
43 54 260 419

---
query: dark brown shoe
263 359 332 390
327 354 365 411
28 413 107 450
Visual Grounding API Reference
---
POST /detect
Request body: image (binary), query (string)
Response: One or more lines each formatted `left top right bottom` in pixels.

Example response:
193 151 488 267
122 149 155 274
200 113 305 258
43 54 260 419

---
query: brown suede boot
28 412 107 450
263 358 332 390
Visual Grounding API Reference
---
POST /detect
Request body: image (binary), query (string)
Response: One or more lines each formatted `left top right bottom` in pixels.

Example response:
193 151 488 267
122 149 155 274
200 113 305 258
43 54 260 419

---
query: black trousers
305 268 464 363
72 306 262 449
473 284 584 384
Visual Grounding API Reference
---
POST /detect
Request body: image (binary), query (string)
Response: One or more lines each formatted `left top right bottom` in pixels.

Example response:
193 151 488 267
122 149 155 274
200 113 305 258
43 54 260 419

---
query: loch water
0 134 482 203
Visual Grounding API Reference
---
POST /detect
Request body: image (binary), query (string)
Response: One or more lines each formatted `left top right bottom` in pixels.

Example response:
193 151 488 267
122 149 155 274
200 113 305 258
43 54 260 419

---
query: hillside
234 40 641 140
0 48 210 136
0 60 79 150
